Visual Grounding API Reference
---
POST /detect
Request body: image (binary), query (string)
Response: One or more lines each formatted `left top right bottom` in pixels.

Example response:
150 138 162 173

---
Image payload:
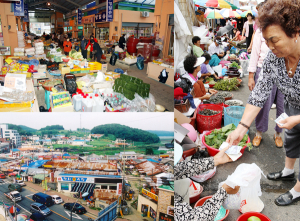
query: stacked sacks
113 74 150 100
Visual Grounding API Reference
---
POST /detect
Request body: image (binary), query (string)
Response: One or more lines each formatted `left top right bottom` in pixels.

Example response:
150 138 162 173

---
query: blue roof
73 140 86 142
21 160 48 168
12 149 20 152
59 173 122 179
147 158 159 163
0 159 8 162
63 153 70 156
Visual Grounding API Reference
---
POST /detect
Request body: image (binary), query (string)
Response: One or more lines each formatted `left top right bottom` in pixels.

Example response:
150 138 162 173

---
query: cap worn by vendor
193 57 206 67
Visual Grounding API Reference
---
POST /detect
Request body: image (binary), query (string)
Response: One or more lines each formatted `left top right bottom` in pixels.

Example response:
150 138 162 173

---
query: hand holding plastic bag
224 163 265 213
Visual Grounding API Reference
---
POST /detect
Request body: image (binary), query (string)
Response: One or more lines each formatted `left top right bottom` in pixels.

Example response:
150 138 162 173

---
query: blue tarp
63 153 70 157
147 158 159 163
21 160 48 168
12 149 20 152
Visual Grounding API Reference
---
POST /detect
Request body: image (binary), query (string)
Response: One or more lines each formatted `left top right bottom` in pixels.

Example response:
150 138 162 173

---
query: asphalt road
0 179 96 221
199 75 300 220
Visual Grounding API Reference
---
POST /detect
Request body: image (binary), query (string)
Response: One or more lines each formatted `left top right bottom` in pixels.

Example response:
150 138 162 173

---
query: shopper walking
118 34 126 50
242 13 255 49
80 36 88 59
92 40 103 62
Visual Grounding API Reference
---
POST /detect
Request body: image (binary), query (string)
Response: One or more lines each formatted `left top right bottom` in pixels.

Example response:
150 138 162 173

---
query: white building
71 140 86 146
0 124 21 148
119 151 140 160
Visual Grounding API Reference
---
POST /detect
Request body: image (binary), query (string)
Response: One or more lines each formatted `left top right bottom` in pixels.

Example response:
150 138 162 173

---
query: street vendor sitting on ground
192 36 204 58
200 53 220 81
175 144 240 221
208 37 225 58
177 54 218 100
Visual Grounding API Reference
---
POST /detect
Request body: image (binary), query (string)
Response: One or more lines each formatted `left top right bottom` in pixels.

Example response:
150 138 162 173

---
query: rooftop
59 173 121 179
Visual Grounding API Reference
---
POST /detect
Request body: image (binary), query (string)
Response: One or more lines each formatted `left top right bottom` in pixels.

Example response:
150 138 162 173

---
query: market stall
0 38 168 112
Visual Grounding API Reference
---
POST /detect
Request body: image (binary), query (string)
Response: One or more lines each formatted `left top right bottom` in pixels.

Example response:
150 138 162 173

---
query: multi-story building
0 124 21 148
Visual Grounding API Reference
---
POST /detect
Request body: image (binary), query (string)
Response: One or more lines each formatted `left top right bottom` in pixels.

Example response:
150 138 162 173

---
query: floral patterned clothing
175 157 228 221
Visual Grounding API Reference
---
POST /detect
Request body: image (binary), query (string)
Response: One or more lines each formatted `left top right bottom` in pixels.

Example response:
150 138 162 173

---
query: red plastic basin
202 130 250 157
194 196 229 221
236 212 271 221
190 184 203 204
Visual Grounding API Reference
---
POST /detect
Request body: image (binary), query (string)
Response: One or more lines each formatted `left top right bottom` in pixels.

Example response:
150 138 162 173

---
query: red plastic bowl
182 148 196 160
202 130 250 157
209 84 215 88
236 212 271 221
194 196 230 221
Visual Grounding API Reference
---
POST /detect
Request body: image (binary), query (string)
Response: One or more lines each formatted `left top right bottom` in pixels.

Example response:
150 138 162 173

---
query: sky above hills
0 113 173 131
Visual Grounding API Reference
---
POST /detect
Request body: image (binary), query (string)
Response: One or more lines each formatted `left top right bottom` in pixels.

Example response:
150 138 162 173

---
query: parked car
32 193 54 207
0 174 6 179
8 184 22 192
30 203 51 216
15 180 26 186
51 195 63 204
63 203 87 214
29 213 48 221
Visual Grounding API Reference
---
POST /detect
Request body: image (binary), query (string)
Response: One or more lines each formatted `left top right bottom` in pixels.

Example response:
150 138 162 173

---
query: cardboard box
4 73 27 91
174 108 191 125
59 64 70 76
50 92 74 112
101 63 107 73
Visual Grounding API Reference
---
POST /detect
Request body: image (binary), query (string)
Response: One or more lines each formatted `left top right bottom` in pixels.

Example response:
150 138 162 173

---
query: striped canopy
205 0 231 8
71 182 95 194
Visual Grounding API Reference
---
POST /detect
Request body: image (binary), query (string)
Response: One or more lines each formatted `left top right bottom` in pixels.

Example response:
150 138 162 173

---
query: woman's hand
201 94 211 100
248 75 255 91
247 47 252 53
222 183 240 194
226 128 246 146
209 89 218 95
213 144 232 166
278 116 300 130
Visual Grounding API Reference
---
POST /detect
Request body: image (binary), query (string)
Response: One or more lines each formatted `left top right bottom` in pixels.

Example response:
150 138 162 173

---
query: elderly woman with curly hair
227 0 300 206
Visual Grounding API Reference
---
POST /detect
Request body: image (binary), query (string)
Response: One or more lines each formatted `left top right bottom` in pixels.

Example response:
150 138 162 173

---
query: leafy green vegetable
213 77 240 91
230 61 241 69
205 123 251 150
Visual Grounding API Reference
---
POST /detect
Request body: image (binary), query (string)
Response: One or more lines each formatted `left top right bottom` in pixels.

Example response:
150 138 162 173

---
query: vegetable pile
230 61 241 69
208 95 225 104
206 77 217 85
198 109 221 116
214 78 240 91
205 123 253 150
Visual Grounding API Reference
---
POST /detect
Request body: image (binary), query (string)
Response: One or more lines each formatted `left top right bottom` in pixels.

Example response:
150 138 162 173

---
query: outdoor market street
198 75 300 220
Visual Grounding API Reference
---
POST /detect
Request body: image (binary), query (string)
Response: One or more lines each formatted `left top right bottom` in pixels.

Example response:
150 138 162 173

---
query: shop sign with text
142 188 158 201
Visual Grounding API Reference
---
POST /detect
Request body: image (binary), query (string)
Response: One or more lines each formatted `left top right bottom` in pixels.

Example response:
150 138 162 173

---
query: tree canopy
91 124 160 143
40 125 64 131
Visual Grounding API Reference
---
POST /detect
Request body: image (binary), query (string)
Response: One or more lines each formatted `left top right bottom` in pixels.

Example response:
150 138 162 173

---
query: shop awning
71 183 95 194
122 22 153 28
33 174 48 180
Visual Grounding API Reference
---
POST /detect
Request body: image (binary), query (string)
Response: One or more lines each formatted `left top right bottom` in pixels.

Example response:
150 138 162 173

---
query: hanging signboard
142 188 158 201
117 183 122 195
82 15 95 24
23 4 29 22
78 9 82 25
106 0 113 22
14 0 24 16
95 12 106 23
69 20 75 26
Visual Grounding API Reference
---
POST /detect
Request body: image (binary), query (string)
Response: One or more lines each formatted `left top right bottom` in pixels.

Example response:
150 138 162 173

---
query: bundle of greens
113 74 150 100
230 62 241 69
214 78 239 91
205 123 253 150
206 77 217 85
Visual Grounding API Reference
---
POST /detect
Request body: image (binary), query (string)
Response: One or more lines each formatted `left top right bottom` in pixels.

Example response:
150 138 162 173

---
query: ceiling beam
28 0 48 7
48 2 71 12
64 0 81 7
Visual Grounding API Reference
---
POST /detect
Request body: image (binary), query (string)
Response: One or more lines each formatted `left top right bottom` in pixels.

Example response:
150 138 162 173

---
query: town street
0 179 97 221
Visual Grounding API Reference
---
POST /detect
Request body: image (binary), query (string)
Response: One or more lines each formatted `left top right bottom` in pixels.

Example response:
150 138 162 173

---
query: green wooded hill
147 130 173 137
40 125 64 131
7 124 37 136
91 124 160 143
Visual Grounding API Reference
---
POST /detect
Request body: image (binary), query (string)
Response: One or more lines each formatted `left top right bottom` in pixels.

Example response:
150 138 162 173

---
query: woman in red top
63 38 72 56
85 36 98 58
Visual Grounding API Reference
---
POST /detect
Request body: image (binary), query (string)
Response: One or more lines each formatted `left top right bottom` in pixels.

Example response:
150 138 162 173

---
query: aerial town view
0 113 174 221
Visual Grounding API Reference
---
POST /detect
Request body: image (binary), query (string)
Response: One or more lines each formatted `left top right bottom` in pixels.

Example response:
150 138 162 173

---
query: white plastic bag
191 167 216 183
224 163 265 213
213 64 223 77
219 181 241 210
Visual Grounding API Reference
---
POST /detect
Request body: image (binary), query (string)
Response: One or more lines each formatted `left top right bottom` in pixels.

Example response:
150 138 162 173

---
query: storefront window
61 183 69 190
101 185 107 189
64 27 67 32
71 183 75 189
78 26 83 39
109 186 117 190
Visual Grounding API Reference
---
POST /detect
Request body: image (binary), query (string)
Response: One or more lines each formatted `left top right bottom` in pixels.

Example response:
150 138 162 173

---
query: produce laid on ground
206 77 217 85
204 124 253 150
214 77 240 91
229 61 241 69
208 95 225 104
225 100 243 106
198 108 221 116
